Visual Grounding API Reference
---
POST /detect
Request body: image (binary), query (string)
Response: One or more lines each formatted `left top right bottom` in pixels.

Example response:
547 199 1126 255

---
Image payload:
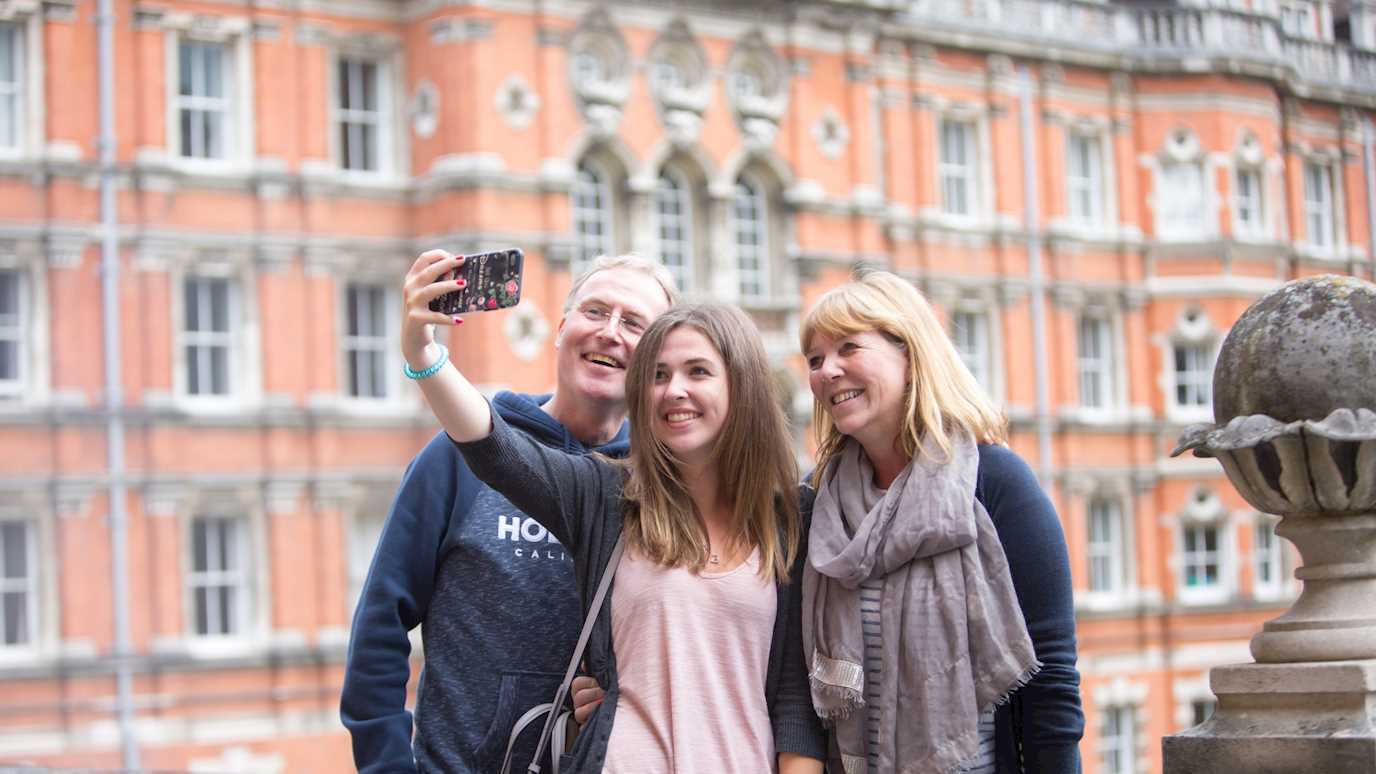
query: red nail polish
453 316 464 325
457 279 467 288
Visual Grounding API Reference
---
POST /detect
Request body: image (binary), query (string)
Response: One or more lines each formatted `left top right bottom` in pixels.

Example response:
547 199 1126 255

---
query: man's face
554 269 672 407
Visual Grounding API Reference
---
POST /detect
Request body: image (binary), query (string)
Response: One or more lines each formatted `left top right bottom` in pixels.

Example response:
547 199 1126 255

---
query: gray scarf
802 433 1040 774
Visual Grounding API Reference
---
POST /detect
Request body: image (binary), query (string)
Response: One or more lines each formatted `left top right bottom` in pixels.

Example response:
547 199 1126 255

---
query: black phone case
428 248 524 315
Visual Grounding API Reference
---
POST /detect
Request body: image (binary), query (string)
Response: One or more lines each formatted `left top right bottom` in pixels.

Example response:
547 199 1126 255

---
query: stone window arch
1163 305 1219 422
1173 486 1236 605
652 159 708 293
570 149 629 276
566 8 630 136
1071 474 1142 612
726 30 788 149
1230 131 1270 241
1092 677 1150 774
1151 127 1214 241
647 19 710 146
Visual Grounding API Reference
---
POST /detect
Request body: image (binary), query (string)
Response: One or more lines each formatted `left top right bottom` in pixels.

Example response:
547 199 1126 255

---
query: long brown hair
801 270 1008 485
622 303 800 583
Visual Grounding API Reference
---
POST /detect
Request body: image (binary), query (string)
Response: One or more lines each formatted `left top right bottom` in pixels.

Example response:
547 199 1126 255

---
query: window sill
1294 243 1348 261
1154 232 1216 244
0 646 49 668
1166 406 1213 425
1177 588 1233 606
156 634 268 661
1075 587 1152 614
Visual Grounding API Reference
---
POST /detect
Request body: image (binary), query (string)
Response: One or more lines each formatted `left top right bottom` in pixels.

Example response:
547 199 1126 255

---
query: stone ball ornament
1173 274 1376 663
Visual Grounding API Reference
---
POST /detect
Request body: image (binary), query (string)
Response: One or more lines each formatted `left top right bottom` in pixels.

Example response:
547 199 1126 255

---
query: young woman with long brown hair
399 249 825 773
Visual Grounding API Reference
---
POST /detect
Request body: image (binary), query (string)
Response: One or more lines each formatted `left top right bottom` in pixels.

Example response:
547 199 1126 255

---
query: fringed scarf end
986 659 1043 711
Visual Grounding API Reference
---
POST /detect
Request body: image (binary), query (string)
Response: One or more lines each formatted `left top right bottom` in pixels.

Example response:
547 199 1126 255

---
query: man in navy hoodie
341 254 677 773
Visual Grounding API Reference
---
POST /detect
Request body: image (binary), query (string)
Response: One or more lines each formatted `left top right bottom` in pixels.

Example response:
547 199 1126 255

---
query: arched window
572 161 614 276
732 176 768 300
654 170 694 291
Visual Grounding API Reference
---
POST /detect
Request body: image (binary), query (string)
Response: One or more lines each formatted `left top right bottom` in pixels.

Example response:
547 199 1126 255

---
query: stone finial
1209 274 1376 425
1172 274 1376 664
1163 274 1376 774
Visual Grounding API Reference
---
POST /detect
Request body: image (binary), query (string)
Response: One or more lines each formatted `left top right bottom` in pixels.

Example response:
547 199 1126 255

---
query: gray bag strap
500 533 626 774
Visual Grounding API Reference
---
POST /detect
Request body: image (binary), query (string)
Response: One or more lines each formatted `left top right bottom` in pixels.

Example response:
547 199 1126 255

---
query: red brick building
1 0 1373 771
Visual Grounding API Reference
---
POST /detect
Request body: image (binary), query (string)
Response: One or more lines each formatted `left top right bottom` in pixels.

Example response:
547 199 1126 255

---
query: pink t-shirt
602 547 778 774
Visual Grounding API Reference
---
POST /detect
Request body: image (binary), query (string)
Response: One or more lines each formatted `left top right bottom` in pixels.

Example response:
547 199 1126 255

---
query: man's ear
553 315 567 349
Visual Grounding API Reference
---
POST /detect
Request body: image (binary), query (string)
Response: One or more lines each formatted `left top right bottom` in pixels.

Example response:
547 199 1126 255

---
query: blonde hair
564 253 679 311
622 303 800 583
800 269 1007 484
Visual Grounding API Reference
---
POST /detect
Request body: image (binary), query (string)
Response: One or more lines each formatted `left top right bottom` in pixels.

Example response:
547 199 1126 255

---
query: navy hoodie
341 392 630 773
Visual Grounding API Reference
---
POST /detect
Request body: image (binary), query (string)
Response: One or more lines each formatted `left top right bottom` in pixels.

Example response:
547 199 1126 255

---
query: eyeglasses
580 304 647 339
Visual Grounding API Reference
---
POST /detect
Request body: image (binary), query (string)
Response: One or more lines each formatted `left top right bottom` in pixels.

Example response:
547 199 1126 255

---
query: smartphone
428 247 525 315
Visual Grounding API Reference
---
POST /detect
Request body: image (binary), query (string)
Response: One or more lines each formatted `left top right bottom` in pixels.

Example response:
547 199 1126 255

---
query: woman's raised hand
401 249 467 368
398 249 493 443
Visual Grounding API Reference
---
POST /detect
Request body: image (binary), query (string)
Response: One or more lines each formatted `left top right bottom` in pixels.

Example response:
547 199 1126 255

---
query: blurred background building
1 0 1374 771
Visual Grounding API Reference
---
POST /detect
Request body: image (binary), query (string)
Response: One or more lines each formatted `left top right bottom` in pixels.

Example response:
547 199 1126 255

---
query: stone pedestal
1164 277 1376 774
1163 661 1376 773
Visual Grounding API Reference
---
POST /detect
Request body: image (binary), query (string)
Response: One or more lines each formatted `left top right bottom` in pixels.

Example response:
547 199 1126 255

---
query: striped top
860 577 996 774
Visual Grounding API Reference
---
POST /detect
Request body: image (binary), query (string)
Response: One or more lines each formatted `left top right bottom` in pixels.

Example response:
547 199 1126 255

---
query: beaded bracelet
403 344 449 380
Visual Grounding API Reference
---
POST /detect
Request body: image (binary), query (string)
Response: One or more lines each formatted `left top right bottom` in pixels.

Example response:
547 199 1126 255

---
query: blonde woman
801 270 1082 773
399 249 826 773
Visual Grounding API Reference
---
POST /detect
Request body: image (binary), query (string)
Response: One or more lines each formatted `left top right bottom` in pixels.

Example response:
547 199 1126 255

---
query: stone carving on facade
647 19 710 147
501 301 550 363
811 106 850 160
567 8 630 138
410 80 439 139
726 30 788 150
1165 274 1376 772
495 74 540 131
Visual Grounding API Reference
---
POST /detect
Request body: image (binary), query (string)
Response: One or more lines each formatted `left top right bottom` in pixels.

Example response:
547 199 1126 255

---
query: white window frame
654 169 695 292
1156 160 1209 240
165 23 254 171
1176 489 1234 605
332 53 394 177
1303 159 1337 250
181 275 237 399
1280 1 1315 37
0 13 45 161
572 160 615 277
1172 342 1213 412
732 175 770 301
1253 516 1287 600
1066 130 1106 228
0 23 24 155
347 509 387 621
1099 704 1138 774
1077 313 1117 412
951 307 993 394
1086 498 1128 599
1232 165 1266 239
1181 524 1223 595
0 268 24 398
938 117 979 218
0 247 51 410
341 282 398 403
170 257 262 412
0 518 36 650
1165 307 1218 422
186 514 251 640
172 39 233 162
